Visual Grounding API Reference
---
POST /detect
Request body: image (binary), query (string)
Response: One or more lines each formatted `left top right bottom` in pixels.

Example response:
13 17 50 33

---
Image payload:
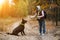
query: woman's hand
30 16 35 19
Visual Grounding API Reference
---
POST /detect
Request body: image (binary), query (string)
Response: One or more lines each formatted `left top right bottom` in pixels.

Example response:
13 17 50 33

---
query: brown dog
7 19 27 36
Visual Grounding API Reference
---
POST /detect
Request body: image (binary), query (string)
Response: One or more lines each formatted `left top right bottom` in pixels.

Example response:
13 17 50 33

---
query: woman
31 5 46 36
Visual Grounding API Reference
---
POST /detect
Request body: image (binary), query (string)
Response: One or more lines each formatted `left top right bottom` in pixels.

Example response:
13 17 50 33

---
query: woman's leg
38 21 42 34
42 20 46 34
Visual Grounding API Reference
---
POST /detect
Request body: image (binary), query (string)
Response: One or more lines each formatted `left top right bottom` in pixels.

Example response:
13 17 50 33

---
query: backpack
44 11 47 19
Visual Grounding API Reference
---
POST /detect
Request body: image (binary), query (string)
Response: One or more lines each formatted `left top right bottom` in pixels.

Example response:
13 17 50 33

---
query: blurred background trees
29 0 60 26
0 0 29 18
0 0 60 25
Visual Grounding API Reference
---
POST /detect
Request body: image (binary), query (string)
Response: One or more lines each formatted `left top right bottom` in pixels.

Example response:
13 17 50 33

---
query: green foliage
0 0 29 18
13 0 29 17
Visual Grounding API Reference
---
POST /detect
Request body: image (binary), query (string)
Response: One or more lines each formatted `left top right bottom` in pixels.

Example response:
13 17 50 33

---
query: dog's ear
22 18 24 20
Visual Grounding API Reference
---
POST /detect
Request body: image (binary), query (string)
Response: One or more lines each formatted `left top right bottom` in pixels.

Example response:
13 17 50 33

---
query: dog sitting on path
7 19 27 36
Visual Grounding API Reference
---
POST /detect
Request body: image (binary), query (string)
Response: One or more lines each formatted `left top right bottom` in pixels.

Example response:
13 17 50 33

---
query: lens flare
0 0 5 10
0 0 4 5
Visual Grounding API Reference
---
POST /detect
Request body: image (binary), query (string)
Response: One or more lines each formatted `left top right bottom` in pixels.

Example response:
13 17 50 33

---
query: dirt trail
0 17 59 40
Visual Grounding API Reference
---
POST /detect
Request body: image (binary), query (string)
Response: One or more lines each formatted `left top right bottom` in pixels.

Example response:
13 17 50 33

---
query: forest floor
0 16 60 40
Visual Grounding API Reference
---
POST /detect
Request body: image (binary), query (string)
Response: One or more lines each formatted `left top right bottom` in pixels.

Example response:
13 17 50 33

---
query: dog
7 19 27 36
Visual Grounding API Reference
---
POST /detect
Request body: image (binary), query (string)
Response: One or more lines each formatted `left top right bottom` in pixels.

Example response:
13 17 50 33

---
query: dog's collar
21 23 24 25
